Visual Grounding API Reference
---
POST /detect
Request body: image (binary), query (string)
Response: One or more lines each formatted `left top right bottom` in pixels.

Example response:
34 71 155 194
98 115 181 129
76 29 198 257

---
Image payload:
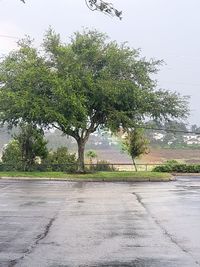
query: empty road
0 176 200 267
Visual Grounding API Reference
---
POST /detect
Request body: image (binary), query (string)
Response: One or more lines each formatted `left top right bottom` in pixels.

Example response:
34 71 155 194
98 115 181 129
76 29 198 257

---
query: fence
0 162 163 172
84 163 163 172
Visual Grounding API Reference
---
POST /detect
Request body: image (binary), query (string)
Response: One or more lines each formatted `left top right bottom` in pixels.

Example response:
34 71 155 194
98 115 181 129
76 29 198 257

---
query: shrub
1 124 48 171
1 140 23 171
153 162 200 173
42 147 77 173
164 160 179 165
153 164 173 172
91 160 115 172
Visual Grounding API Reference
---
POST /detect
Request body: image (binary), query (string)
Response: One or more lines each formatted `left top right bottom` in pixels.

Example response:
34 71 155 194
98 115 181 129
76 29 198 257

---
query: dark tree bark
77 138 86 173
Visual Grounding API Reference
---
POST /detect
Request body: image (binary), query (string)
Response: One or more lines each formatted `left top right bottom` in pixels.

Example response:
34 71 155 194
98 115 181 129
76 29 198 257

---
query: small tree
86 150 97 165
16 124 48 170
123 129 149 172
2 140 22 170
1 125 48 171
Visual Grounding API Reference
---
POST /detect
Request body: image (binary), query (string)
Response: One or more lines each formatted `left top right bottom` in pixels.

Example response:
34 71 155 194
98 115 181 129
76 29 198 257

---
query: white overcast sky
0 0 200 125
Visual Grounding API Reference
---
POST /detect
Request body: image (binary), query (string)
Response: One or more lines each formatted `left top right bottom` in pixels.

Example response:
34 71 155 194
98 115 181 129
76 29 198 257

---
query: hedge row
0 163 77 173
0 160 114 173
153 164 200 173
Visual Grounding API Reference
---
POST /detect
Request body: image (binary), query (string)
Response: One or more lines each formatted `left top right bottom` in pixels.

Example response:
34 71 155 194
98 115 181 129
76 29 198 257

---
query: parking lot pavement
0 176 200 267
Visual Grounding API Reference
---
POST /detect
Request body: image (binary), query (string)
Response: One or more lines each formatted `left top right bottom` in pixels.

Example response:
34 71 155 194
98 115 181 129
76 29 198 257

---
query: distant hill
1 127 200 164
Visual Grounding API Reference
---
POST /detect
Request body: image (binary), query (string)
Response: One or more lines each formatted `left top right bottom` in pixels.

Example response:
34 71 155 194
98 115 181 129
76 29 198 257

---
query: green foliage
0 125 19 152
1 124 48 171
91 160 115 171
86 150 97 159
164 160 179 165
0 29 189 171
0 170 171 181
1 140 22 171
15 124 48 170
153 161 200 173
123 129 149 171
123 129 149 159
86 150 97 165
42 147 77 172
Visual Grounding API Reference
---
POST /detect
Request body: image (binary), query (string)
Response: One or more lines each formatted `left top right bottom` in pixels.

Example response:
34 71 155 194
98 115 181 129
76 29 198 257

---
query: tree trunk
77 139 86 173
132 158 137 172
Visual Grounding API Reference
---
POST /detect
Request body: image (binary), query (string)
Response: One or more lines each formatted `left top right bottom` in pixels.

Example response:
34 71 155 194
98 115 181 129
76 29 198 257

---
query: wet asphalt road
0 177 200 267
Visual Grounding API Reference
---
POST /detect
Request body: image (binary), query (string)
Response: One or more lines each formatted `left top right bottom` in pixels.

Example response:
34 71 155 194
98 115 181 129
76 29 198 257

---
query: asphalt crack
8 216 56 267
35 217 55 245
132 192 200 266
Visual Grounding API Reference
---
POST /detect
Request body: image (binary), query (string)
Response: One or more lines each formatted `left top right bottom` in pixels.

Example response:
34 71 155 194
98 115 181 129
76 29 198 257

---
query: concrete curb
0 176 175 182
172 173 200 176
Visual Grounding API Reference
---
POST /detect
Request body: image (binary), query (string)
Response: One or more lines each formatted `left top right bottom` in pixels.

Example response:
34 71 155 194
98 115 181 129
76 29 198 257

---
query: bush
91 160 115 172
164 160 179 165
1 124 48 171
42 147 77 173
1 144 77 172
153 162 200 173
1 140 23 171
153 165 173 172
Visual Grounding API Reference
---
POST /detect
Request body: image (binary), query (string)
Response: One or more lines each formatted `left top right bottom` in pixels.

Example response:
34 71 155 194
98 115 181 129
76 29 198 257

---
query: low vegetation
42 147 77 173
1 123 48 171
0 171 172 181
153 160 200 173
89 160 115 171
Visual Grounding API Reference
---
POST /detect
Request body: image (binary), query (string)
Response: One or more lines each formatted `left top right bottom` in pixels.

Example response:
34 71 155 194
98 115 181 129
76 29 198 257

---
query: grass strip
0 171 173 182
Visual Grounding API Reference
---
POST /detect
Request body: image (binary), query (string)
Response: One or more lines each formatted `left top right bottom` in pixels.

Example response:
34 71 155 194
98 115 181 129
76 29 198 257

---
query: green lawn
0 171 173 182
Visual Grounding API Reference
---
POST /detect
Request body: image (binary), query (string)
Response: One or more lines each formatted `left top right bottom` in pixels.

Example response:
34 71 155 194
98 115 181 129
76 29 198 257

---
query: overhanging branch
19 0 122 20
85 0 122 19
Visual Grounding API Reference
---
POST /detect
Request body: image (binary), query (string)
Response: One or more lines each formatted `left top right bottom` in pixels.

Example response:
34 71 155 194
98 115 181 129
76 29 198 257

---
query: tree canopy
0 29 189 171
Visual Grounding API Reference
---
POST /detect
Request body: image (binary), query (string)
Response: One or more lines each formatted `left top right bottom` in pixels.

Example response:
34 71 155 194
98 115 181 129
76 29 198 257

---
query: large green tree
0 29 188 172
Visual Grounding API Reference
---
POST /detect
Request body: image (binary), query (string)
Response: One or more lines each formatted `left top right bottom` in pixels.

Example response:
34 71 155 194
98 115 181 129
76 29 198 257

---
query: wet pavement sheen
0 176 200 267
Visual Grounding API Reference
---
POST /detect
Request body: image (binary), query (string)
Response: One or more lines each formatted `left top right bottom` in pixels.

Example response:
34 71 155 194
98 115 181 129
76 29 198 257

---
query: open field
0 171 172 182
96 148 200 164
143 148 200 164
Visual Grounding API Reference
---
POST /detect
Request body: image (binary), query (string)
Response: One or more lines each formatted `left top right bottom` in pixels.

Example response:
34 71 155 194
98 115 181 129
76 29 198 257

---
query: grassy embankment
0 171 173 182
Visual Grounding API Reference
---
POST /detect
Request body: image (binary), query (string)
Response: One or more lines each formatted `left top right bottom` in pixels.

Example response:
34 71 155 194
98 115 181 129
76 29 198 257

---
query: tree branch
83 114 100 141
85 0 122 19
52 124 79 140
20 0 122 20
